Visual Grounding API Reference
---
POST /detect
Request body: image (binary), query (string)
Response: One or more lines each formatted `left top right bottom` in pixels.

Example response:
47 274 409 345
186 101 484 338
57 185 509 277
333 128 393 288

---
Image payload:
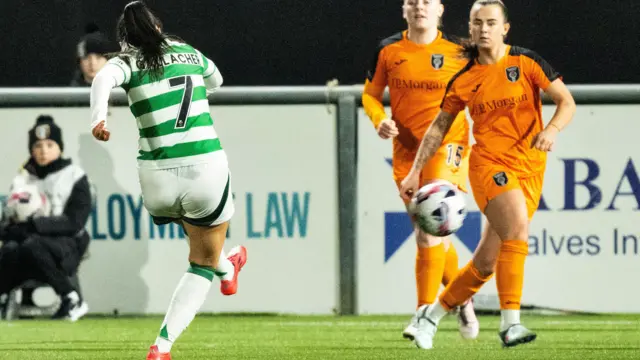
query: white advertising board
0 105 339 315
357 105 640 314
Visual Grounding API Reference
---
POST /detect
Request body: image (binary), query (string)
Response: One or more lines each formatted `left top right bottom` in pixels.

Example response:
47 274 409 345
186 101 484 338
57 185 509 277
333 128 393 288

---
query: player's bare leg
415 190 535 349
147 221 247 360
482 191 536 347
183 222 247 296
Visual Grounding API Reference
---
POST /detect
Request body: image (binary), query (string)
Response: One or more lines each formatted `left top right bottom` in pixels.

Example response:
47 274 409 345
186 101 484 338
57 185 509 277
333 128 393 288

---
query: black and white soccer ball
410 180 467 237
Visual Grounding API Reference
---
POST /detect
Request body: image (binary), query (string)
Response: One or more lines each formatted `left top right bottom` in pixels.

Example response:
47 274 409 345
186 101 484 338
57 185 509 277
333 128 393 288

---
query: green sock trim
214 270 227 278
188 262 215 281
159 324 169 340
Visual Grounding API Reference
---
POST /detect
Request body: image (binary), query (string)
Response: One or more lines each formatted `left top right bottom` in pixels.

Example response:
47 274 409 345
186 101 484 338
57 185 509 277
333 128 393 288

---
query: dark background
0 0 636 86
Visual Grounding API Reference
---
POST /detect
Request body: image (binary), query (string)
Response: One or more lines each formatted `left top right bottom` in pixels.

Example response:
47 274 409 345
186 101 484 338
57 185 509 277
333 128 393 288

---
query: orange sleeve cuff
362 84 387 129
367 106 387 129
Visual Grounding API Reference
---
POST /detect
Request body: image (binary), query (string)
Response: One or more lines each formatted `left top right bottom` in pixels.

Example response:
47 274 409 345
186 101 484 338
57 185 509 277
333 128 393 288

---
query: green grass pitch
1 314 639 359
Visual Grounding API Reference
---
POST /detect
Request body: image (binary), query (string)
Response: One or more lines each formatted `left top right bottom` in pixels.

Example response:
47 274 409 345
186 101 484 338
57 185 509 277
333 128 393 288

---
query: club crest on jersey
431 54 444 70
506 66 520 82
35 124 50 140
493 172 508 187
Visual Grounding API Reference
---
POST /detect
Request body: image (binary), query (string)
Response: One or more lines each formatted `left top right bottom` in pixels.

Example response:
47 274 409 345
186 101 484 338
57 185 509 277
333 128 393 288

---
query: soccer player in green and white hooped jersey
89 2 247 359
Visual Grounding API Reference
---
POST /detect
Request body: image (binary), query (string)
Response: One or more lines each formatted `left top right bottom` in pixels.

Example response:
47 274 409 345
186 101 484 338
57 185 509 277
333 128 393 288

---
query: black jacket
1 158 92 252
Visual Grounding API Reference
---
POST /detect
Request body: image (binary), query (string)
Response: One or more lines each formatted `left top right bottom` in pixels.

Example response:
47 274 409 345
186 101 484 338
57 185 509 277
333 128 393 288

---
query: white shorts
138 152 234 227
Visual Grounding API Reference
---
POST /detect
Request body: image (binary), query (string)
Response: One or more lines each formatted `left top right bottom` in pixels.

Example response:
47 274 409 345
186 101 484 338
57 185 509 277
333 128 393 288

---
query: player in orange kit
400 0 576 349
362 0 478 341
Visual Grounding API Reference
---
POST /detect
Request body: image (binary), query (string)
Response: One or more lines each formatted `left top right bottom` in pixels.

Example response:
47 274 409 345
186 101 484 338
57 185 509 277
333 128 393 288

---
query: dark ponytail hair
460 38 480 61
460 0 509 60
117 1 170 80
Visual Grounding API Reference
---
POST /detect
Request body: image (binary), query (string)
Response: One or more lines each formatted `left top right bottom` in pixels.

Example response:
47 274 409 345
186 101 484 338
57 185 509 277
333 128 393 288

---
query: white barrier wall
1 101 638 315
0 105 339 315
357 105 640 314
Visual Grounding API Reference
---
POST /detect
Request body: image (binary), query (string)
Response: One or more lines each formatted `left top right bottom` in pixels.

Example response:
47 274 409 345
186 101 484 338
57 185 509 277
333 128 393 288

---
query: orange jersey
363 31 469 158
441 46 561 175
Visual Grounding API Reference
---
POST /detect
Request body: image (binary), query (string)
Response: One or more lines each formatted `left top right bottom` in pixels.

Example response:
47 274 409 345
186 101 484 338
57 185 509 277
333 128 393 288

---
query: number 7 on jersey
168 76 194 129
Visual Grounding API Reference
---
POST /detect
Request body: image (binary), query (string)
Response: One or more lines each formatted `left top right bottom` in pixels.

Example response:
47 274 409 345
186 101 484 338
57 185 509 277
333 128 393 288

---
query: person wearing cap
70 25 119 87
0 115 91 321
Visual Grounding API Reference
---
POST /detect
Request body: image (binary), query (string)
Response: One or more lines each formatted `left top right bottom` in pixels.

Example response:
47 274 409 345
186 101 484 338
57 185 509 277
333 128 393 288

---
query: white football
6 184 50 223
410 180 467 237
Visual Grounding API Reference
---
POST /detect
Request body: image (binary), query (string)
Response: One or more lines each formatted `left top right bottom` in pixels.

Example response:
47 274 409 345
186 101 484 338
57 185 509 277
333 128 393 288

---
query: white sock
154 270 213 353
215 248 235 282
500 309 521 331
425 302 449 325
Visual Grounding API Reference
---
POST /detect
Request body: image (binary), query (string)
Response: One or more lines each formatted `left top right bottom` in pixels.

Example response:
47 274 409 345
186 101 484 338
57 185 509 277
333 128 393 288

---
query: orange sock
415 243 446 307
439 260 493 310
441 243 459 286
496 240 529 310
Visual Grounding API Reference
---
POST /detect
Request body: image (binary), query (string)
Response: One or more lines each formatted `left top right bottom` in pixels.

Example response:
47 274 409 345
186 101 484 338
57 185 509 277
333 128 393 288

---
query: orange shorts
394 141 470 202
469 165 544 220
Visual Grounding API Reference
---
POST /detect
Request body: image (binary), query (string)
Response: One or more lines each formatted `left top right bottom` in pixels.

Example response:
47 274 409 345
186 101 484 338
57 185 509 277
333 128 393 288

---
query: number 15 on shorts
446 144 464 167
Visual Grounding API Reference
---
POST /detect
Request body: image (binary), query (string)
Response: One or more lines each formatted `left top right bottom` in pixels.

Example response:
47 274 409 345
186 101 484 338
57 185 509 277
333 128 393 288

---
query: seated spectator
0 115 91 321
70 24 119 87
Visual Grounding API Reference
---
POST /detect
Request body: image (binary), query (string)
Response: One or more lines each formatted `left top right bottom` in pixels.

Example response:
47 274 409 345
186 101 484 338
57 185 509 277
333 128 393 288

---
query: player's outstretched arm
411 110 456 173
200 52 224 94
531 79 576 151
89 58 130 141
90 71 115 141
399 110 455 201
544 78 576 132
204 69 223 94
362 80 386 126
363 80 398 139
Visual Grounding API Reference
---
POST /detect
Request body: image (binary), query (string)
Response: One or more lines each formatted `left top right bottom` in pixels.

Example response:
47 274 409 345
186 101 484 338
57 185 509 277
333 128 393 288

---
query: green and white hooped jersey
105 41 222 169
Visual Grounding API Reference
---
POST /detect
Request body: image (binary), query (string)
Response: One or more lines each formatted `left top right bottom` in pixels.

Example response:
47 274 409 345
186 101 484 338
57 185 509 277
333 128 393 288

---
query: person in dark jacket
0 115 92 321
